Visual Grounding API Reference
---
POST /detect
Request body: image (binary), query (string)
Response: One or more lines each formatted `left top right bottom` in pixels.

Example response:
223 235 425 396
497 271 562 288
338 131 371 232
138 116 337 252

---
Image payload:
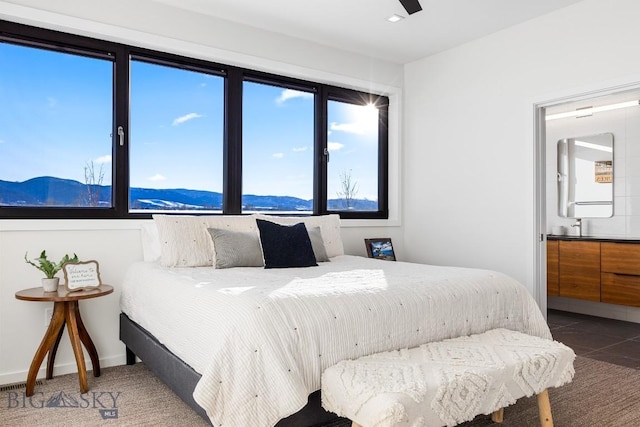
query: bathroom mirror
558 133 613 218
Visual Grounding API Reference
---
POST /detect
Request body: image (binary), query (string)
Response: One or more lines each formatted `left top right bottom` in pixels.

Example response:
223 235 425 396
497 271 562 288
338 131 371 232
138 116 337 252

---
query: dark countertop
547 235 640 244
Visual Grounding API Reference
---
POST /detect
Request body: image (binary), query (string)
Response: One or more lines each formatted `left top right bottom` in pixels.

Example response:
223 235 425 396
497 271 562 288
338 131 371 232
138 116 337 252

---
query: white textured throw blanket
120 256 551 426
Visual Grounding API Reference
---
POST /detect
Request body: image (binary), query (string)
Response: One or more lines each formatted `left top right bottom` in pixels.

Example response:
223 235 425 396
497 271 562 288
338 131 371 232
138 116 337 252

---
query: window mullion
315 87 328 215
224 67 243 214
114 46 130 217
377 102 389 218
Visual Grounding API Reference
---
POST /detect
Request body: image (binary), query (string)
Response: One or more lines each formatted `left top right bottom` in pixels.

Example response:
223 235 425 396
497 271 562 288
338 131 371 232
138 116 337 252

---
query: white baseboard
0 354 125 386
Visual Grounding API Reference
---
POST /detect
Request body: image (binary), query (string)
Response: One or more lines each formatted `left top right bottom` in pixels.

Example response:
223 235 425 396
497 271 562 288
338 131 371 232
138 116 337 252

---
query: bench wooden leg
491 407 504 423
537 389 553 427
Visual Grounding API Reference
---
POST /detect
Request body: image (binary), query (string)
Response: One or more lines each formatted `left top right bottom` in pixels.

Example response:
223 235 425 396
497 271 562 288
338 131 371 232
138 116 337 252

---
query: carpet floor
1 356 639 426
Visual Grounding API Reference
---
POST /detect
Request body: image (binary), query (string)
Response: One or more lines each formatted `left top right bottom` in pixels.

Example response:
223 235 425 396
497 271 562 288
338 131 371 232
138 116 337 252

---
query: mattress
119 255 551 426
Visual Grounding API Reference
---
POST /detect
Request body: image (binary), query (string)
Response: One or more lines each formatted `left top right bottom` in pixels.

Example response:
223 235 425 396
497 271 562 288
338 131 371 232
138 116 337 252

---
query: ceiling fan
399 0 422 15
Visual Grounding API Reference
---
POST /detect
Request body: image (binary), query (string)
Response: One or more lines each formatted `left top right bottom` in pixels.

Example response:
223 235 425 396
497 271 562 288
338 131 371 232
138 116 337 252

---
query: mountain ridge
0 176 377 211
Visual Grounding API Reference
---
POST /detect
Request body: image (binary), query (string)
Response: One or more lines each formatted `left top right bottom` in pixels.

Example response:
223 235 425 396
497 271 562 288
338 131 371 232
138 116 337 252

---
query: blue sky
0 41 379 201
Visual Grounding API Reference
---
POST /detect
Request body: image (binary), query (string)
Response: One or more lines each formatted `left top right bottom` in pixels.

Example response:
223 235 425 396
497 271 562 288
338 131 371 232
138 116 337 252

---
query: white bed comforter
120 255 551 427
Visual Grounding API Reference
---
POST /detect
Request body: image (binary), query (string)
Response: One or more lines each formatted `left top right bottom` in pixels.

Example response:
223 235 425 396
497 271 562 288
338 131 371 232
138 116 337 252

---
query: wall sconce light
546 100 640 121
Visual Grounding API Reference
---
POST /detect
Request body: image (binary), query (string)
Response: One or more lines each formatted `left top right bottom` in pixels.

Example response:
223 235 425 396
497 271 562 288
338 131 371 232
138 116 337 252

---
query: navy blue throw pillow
256 219 318 269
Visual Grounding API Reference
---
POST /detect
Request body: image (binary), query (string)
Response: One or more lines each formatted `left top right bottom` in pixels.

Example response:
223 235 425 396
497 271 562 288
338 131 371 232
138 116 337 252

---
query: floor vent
0 380 43 392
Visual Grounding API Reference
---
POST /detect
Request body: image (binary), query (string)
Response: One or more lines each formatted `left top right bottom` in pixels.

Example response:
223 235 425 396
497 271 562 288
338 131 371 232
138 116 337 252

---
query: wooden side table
15 284 113 396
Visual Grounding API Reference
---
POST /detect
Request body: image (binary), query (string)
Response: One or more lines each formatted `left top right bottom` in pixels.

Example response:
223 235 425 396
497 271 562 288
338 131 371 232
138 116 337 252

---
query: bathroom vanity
548 236 640 307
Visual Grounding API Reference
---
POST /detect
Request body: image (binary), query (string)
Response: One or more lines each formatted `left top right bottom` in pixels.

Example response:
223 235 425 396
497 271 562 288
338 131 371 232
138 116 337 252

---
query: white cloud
327 142 344 151
292 146 308 152
148 174 167 182
272 152 284 159
276 89 313 105
94 155 112 164
330 121 368 134
172 113 203 126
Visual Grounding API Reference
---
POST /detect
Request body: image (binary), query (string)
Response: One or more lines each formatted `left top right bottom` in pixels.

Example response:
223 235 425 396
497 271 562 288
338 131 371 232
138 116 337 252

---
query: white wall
0 222 141 384
403 0 640 292
0 1 404 385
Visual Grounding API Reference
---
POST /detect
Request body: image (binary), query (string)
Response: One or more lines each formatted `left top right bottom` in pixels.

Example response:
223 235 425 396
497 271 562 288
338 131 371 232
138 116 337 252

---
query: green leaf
25 250 80 279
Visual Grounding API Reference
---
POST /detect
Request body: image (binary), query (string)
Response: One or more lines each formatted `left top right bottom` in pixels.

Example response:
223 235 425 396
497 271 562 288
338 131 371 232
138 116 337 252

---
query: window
129 58 224 213
242 80 315 213
0 39 113 209
324 89 389 219
0 20 388 220
327 100 380 212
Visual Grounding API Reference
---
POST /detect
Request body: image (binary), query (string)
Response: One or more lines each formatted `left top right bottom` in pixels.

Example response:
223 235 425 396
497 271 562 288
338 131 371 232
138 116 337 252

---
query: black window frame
321 87 389 219
0 20 389 220
233 70 319 214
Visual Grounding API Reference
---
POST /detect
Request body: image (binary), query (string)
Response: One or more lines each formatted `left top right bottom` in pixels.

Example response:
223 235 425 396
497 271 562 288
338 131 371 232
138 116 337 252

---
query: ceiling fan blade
399 0 422 15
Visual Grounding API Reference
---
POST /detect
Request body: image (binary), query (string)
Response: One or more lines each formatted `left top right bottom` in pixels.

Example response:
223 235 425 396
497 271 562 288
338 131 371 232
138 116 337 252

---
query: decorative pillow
207 228 264 268
255 214 344 258
307 226 329 262
140 221 161 262
153 214 258 267
256 219 318 269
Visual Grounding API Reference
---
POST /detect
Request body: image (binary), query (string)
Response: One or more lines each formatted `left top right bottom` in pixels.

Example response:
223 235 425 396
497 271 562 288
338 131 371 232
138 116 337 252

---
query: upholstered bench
321 328 575 427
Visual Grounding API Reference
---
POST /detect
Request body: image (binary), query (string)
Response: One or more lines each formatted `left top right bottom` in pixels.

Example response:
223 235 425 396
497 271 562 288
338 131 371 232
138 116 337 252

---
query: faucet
571 218 582 237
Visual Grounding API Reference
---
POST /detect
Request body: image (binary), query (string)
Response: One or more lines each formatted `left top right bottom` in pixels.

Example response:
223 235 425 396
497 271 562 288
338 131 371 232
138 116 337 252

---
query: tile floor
548 309 640 370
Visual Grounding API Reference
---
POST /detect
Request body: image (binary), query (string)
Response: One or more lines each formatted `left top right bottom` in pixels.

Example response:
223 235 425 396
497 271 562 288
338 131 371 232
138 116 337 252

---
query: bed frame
119 313 341 426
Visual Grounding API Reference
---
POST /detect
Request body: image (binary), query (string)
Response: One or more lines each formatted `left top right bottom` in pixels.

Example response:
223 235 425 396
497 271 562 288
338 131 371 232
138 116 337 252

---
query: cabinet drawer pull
612 272 640 277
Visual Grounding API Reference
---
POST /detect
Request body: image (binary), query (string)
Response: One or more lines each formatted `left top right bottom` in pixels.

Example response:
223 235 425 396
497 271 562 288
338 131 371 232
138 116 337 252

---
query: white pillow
255 214 344 258
140 221 161 262
307 226 329 262
153 214 258 267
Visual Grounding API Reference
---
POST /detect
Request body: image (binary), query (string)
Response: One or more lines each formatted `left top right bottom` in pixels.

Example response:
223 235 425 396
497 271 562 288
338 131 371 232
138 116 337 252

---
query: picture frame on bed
365 238 396 261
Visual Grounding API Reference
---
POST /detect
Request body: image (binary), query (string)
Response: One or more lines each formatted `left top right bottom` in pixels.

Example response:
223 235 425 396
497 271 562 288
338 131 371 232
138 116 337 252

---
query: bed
119 214 551 427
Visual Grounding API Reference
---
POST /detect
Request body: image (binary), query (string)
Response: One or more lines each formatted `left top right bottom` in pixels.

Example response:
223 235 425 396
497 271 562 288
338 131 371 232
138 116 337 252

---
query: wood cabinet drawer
601 272 640 307
558 241 600 302
602 242 640 275
547 240 559 296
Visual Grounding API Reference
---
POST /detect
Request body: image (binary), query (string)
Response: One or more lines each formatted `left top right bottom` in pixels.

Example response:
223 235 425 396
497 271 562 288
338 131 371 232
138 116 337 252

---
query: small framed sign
595 160 613 183
64 260 102 291
365 238 396 261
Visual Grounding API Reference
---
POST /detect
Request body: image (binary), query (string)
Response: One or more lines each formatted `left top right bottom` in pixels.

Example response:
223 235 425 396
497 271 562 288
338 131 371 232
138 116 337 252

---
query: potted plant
25 250 79 292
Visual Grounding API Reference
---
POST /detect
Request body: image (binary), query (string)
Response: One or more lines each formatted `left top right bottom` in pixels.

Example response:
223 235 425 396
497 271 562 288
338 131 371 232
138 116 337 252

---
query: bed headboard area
140 214 344 268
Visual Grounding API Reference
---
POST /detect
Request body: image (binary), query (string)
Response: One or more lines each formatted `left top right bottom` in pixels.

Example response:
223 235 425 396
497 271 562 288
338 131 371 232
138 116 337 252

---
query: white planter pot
41 277 60 292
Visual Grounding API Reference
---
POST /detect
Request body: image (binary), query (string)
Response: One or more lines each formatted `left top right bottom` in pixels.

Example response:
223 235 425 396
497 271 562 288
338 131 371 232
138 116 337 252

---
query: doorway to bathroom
535 84 640 324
